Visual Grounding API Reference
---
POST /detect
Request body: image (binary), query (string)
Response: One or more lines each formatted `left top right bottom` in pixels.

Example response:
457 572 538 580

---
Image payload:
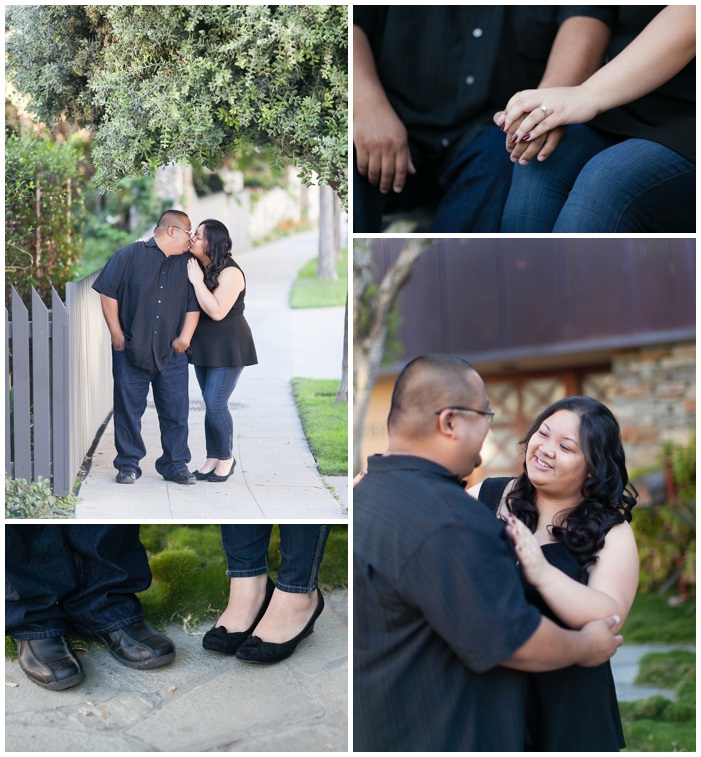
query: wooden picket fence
6 272 112 496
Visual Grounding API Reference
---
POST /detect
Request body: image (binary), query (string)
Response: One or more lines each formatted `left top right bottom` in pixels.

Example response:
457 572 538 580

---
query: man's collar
366 453 465 484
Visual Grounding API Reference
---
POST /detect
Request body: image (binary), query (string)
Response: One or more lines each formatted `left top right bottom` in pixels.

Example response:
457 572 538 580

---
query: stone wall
611 342 696 469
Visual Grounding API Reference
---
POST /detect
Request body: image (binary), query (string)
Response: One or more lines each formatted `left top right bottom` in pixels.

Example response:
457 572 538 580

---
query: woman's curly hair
506 396 637 575
198 219 233 292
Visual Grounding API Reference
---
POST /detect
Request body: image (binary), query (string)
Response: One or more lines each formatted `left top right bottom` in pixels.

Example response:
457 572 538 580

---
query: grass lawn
291 378 347 476
623 592 695 644
621 650 696 751
6 524 347 658
619 593 696 751
289 248 347 308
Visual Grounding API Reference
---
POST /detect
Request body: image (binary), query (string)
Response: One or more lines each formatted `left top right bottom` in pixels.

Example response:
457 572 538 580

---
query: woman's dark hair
198 219 232 292
506 396 637 574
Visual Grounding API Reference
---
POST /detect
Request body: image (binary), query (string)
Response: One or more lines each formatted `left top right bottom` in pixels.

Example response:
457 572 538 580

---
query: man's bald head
387 354 484 439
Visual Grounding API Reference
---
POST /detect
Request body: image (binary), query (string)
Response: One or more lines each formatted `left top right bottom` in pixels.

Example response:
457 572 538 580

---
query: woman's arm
507 515 639 629
498 5 696 143
187 261 244 321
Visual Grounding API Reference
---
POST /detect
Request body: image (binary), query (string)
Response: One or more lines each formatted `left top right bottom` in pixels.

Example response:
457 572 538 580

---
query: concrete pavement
5 589 348 752
76 231 348 520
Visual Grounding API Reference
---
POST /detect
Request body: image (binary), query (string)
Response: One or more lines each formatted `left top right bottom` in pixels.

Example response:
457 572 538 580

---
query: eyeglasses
434 406 495 424
170 225 193 237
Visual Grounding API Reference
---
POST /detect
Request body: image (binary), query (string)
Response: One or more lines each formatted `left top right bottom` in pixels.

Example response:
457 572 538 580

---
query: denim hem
11 627 71 641
225 567 268 579
75 612 145 636
275 580 318 595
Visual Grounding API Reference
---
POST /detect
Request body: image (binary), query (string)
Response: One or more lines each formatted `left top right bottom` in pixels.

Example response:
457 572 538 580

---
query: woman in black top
496 5 695 232
468 397 639 751
186 219 257 482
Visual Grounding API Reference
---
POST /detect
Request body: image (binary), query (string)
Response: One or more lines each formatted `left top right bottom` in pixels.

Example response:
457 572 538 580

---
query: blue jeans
6 525 150 639
194 365 244 459
220 525 331 594
353 125 514 233
501 124 696 232
112 348 191 478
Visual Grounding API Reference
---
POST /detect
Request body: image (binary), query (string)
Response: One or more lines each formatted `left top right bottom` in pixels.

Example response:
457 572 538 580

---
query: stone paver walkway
76 231 348 520
5 590 347 752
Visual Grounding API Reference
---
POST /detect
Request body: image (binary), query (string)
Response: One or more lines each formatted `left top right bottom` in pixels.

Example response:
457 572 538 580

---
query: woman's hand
353 471 366 489
187 257 204 285
505 514 550 588
495 85 598 146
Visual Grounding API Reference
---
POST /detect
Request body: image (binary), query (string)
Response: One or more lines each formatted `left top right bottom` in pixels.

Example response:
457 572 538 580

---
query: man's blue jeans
6 525 150 639
112 348 191 478
501 124 696 232
194 365 244 459
353 125 514 233
220 525 331 594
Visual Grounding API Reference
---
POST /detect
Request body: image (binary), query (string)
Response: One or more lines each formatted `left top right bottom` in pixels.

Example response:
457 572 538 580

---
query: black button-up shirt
93 239 200 371
354 454 541 751
354 6 613 159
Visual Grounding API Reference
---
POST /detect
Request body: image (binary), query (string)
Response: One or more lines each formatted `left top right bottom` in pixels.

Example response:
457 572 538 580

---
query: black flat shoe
194 468 215 481
17 636 85 690
116 469 137 484
95 620 175 669
203 576 275 655
235 589 325 664
207 458 236 482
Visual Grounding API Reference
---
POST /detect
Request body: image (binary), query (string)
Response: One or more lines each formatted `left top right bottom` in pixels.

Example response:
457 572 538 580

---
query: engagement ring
539 105 548 116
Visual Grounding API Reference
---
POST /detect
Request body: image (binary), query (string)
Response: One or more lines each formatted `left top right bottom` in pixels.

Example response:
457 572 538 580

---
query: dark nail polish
510 135 518 144
523 134 531 142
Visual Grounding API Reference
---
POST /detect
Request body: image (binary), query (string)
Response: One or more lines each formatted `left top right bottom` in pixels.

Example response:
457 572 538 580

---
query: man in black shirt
93 210 200 485
353 7 612 232
353 355 622 751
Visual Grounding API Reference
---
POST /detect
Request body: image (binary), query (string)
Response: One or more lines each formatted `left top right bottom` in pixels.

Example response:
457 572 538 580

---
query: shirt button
441 137 450 148
465 75 475 86
472 28 483 38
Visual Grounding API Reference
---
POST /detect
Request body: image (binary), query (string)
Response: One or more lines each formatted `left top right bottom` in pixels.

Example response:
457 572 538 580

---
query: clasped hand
494 85 597 164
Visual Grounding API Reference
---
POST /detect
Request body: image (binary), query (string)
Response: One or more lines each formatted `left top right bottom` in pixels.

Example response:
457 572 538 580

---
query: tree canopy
6 5 348 197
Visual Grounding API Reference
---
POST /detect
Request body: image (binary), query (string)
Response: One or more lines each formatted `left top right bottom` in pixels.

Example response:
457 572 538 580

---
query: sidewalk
76 230 348 520
5 589 348 752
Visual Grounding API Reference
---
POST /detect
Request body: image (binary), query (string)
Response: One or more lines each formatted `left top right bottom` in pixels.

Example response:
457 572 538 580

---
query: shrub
5 132 87 305
5 476 76 518
632 433 695 594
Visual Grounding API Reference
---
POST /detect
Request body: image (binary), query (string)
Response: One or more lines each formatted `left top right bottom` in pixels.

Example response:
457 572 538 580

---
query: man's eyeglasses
434 406 495 424
170 225 193 237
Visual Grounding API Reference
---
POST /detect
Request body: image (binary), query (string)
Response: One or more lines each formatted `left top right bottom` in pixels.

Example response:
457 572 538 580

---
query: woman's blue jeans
220 525 331 594
501 124 696 232
6 525 150 639
194 365 244 459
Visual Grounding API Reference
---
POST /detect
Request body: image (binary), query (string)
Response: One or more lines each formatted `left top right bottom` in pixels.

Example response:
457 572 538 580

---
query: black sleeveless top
189 259 258 368
479 477 625 752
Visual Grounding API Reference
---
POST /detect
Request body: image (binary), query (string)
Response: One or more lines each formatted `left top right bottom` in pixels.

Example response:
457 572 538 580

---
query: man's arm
502 614 622 672
502 15 612 164
353 25 415 194
99 294 125 351
172 310 200 353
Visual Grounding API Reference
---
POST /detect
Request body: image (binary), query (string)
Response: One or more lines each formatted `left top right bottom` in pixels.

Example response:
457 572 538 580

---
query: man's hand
495 111 564 164
354 101 416 194
172 335 190 353
577 615 623 668
111 331 126 351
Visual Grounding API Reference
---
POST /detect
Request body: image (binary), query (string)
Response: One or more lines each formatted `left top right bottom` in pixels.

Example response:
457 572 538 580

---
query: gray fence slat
5 308 11 475
31 288 52 481
11 288 32 481
52 288 71 496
